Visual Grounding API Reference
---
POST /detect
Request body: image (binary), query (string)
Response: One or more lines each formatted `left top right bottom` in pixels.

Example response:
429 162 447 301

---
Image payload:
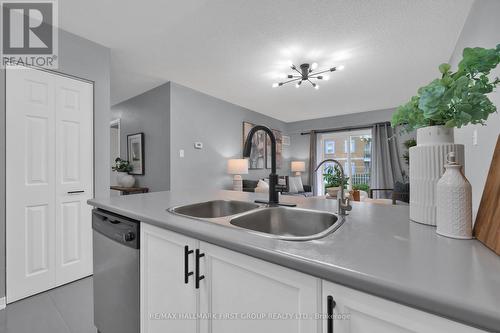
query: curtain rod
299 121 391 135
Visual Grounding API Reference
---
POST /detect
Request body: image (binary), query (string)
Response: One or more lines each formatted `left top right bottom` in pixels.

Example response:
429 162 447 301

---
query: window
324 140 335 154
344 139 356 153
317 129 372 195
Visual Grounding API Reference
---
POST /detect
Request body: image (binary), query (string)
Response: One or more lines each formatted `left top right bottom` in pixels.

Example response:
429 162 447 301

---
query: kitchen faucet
315 159 352 216
243 125 295 207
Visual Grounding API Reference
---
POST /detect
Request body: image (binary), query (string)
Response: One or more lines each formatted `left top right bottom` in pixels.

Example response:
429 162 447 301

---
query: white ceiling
59 0 473 122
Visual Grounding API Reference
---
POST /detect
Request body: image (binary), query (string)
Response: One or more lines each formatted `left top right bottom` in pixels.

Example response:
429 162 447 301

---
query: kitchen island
88 190 500 332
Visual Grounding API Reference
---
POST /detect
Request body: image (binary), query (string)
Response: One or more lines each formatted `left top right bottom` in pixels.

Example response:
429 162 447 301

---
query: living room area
111 80 415 205
107 1 499 212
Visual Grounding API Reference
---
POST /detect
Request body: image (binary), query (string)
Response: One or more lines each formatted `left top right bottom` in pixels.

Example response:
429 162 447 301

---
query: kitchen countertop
88 190 500 332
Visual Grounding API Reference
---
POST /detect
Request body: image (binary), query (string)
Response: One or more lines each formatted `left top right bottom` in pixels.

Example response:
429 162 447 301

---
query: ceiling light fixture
272 63 343 89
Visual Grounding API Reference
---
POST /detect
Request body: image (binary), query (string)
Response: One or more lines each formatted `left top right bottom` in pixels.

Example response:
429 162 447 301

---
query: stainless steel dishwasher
92 209 140 333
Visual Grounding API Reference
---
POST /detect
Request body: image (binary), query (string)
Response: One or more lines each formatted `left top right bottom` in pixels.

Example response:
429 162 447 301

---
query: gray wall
0 29 110 298
450 0 500 217
111 83 171 192
287 108 396 184
170 83 289 191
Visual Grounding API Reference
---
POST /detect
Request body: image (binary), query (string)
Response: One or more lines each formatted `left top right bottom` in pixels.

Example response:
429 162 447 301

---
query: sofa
242 177 313 197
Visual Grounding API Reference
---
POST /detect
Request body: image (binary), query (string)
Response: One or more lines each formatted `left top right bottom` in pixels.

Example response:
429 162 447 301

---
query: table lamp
291 161 306 176
227 159 249 191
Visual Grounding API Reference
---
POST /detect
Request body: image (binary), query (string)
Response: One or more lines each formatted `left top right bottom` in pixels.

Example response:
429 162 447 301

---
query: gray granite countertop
88 190 500 332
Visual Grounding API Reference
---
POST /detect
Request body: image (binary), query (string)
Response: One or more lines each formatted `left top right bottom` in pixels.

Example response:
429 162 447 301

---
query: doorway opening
110 119 121 194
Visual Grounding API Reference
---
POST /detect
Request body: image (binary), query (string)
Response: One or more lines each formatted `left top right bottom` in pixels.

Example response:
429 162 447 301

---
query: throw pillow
257 179 269 189
288 176 304 193
255 179 269 193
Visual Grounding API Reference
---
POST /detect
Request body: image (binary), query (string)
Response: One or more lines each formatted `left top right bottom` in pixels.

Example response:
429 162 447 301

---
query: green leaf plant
323 165 349 189
392 45 500 131
111 157 133 173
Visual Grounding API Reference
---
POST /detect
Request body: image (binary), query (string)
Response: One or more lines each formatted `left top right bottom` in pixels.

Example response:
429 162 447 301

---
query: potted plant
391 45 500 225
323 165 349 198
351 183 370 201
402 138 416 166
112 157 135 187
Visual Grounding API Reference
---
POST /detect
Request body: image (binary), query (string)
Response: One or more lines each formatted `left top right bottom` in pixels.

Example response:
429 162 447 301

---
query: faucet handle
343 197 352 211
338 196 352 212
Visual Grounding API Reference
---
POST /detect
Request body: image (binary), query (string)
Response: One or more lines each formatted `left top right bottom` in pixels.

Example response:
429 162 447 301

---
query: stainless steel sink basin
230 206 339 240
169 200 259 218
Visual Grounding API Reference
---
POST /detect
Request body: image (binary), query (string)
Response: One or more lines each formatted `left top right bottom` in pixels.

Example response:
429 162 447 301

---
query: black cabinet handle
195 249 205 289
327 295 336 333
67 190 85 194
184 246 194 284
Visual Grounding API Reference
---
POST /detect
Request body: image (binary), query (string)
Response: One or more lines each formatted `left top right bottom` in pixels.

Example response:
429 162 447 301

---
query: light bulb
311 62 318 70
314 84 319 90
272 83 279 88
337 65 345 71
323 75 330 81
295 82 300 88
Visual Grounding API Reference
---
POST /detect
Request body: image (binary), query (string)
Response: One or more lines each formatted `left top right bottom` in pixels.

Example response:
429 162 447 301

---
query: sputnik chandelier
272 62 344 90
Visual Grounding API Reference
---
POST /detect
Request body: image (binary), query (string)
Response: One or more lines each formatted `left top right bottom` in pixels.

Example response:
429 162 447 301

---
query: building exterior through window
316 128 372 195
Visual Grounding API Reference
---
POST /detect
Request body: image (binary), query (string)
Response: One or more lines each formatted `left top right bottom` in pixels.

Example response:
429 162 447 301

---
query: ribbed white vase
436 152 472 239
409 126 464 226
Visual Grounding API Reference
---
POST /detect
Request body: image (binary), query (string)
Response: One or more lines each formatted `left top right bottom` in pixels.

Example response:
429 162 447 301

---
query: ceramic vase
409 126 464 226
436 152 472 239
116 172 135 188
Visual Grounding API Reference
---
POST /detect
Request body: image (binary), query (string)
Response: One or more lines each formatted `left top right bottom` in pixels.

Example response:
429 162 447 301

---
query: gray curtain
308 130 318 195
371 123 404 198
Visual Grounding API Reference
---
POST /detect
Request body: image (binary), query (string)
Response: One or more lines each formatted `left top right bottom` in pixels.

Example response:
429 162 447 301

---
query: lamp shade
291 161 306 173
227 159 249 175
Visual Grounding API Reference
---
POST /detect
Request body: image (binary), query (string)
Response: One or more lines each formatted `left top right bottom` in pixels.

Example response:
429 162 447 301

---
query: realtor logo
1 0 58 68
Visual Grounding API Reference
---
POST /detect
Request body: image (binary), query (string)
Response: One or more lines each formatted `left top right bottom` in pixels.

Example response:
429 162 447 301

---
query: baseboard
0 297 6 310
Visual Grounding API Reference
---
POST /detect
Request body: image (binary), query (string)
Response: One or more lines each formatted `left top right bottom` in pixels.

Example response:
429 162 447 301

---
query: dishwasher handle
92 209 140 249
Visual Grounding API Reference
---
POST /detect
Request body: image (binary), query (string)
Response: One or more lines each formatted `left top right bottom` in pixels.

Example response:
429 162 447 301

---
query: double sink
168 200 343 241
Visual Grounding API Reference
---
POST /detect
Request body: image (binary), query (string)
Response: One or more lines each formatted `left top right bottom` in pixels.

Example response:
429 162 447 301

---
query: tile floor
0 277 96 333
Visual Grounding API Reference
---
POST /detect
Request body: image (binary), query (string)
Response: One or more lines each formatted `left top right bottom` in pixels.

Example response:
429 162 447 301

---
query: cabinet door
6 67 57 303
199 242 320 333
54 75 94 286
141 224 199 333
322 280 486 333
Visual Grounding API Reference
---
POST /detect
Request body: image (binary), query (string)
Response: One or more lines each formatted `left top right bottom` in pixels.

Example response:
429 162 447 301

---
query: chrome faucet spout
315 159 352 216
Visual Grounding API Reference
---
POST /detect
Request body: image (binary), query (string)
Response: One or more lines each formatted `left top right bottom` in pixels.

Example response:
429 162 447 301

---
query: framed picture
243 121 266 169
266 129 283 169
127 132 144 175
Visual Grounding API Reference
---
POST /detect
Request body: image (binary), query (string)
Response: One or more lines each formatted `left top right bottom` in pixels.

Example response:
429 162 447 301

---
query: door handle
184 246 194 284
195 249 205 289
68 190 85 194
327 295 336 333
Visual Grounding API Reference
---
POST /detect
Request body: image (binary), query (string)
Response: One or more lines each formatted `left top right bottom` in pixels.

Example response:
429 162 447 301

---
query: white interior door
6 67 57 303
6 66 93 303
54 74 93 286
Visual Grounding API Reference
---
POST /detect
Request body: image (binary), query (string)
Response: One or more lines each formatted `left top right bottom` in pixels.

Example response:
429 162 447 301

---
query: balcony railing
351 173 370 185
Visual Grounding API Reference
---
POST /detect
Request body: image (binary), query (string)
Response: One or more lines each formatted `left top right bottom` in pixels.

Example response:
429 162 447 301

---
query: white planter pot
116 172 135 188
326 187 340 198
409 126 464 226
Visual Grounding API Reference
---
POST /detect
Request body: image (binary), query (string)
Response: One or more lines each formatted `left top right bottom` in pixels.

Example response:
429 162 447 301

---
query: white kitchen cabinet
322 280 486 333
198 241 321 333
141 224 321 333
141 224 199 333
141 223 486 333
